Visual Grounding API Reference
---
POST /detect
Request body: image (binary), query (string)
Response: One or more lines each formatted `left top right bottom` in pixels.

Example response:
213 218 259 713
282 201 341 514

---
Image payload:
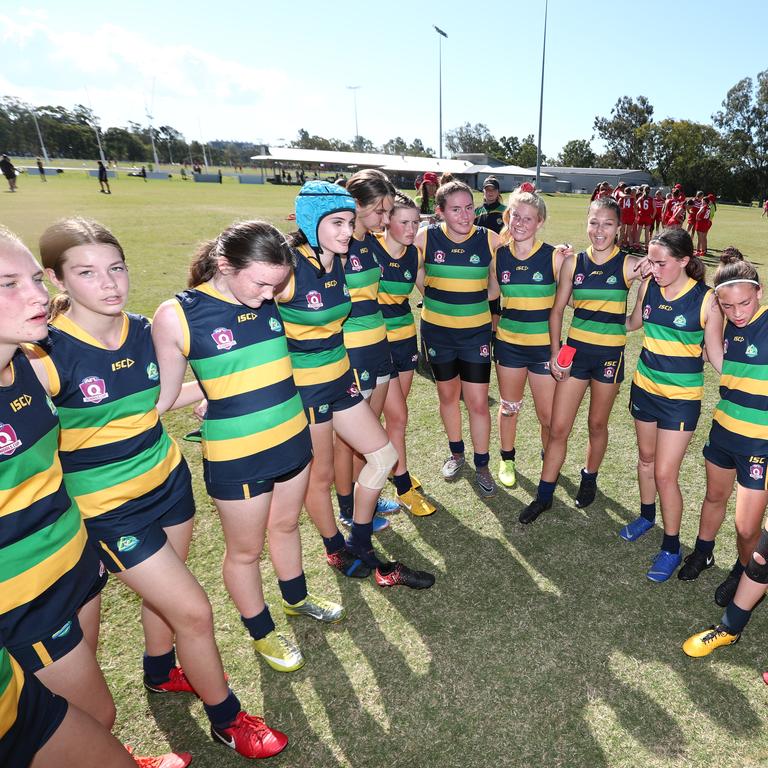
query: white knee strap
500 398 523 417
357 441 399 490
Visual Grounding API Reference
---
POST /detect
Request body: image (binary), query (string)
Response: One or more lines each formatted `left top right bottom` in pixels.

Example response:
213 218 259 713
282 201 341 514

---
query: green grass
4 174 768 767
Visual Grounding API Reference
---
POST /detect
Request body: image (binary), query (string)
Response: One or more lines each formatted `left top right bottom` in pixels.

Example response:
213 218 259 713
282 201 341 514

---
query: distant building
531 167 652 193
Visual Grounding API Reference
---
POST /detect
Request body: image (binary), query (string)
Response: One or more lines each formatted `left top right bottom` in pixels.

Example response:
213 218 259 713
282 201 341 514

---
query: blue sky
2 1 767 158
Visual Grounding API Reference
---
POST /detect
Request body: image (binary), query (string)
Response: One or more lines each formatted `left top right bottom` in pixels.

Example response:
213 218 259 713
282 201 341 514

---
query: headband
714 278 760 293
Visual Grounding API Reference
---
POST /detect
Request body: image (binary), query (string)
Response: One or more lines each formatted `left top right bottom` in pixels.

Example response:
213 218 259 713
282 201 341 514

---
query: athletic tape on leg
746 529 768 584
500 398 523 417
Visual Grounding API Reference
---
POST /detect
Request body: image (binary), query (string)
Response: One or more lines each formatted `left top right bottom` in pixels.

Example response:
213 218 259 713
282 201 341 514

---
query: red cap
422 172 439 185
673 183 683 190
706 193 716 202
519 181 536 193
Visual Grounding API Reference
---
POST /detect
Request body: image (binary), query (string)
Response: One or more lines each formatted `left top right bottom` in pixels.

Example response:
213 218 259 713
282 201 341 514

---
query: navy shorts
347 341 392 395
389 336 419 375
0 658 68 767
209 454 312 501
421 320 492 368
8 613 84 674
703 438 768 491
494 339 551 376
569 349 625 384
303 368 363 425
96 492 195 573
629 383 701 432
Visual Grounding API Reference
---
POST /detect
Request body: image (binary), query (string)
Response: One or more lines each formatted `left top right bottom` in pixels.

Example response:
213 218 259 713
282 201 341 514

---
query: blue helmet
295 180 356 248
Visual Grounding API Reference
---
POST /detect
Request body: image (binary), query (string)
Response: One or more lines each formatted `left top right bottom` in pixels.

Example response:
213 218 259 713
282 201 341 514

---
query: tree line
2 68 766 201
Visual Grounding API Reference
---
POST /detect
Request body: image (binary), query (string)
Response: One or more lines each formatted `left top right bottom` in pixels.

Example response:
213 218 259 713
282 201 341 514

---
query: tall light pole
434 25 448 158
347 86 360 149
29 108 49 162
535 0 548 189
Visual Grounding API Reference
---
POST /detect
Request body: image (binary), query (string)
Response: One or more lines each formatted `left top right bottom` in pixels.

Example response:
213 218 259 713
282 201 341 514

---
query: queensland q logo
750 463 764 480
350 255 363 272
643 305 652 320
479 344 490 358
306 290 324 310
211 327 236 351
501 270 511 284
79 376 109 404
574 273 585 286
434 250 446 263
0 423 22 456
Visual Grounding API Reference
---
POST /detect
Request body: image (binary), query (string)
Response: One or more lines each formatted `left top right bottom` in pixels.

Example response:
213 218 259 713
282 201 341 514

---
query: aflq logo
211 327 236 351
0 423 22 456
306 291 323 310
79 376 109 404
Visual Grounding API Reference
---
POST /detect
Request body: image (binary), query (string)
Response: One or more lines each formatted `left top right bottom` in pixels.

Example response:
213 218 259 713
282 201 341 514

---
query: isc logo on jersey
79 376 109 404
306 291 323 310
0 423 22 456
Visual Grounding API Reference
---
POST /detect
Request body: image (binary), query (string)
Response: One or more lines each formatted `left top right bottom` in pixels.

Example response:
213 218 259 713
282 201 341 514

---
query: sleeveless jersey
637 197 654 220
496 241 557 354
30 314 190 540
278 244 353 406
373 234 418 343
0 350 97 646
567 247 631 354
633 278 710 401
710 305 768 455
174 284 311 487
421 223 494 336
343 233 390 377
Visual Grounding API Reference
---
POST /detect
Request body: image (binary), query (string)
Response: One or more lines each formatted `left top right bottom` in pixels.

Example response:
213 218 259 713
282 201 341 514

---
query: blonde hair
499 191 547 247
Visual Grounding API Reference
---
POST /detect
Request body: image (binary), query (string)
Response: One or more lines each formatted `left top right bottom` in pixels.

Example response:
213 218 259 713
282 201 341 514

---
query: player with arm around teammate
30 218 287 759
414 180 501 498
621 229 720 582
681 251 768 657
279 181 435 589
519 197 644 523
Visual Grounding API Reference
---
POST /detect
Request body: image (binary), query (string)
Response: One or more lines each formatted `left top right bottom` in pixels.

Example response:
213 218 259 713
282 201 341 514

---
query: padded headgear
295 180 356 248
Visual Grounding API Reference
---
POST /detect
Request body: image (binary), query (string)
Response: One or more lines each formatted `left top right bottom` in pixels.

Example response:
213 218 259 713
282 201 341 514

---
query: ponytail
49 294 71 321
188 239 218 287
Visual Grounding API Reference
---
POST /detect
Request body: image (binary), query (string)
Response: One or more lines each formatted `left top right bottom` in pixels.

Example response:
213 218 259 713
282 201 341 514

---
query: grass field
3 173 768 768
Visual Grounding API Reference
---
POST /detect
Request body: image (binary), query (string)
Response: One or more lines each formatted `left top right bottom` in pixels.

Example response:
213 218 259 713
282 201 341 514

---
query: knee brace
357 441 399 490
745 529 768 584
500 398 523 417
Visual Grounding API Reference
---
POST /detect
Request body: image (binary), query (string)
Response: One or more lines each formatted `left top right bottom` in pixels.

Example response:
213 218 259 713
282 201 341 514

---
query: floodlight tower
535 0 549 189
433 25 448 159
146 79 160 167
30 108 49 162
347 85 360 148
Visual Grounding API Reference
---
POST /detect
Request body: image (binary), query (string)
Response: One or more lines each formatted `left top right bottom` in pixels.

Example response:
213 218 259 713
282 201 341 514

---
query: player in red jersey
619 186 637 249
686 191 704 236
652 189 664 233
694 196 713 255
635 185 654 251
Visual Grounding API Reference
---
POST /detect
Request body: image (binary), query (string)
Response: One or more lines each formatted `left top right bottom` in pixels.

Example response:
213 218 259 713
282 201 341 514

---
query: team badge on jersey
574 273 585 286
411 353 419 362
643 305 652 320
117 535 140 552
80 376 109 404
211 327 236 351
306 290 323 310
469 255 480 265
343 284 350 296
318 404 329 414
0 423 22 456
723 339 729 354
269 317 282 333
51 621 73 639
360 370 370 382
479 344 490 358
146 362 159 381
673 315 687 328
404 270 413 281
347 383 360 397
349 255 363 272
532 271 543 282
603 365 615 379
434 250 446 264
606 275 617 285
746 344 759 358
501 270 511 284
46 395 57 415
750 463 765 481
428 347 436 357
